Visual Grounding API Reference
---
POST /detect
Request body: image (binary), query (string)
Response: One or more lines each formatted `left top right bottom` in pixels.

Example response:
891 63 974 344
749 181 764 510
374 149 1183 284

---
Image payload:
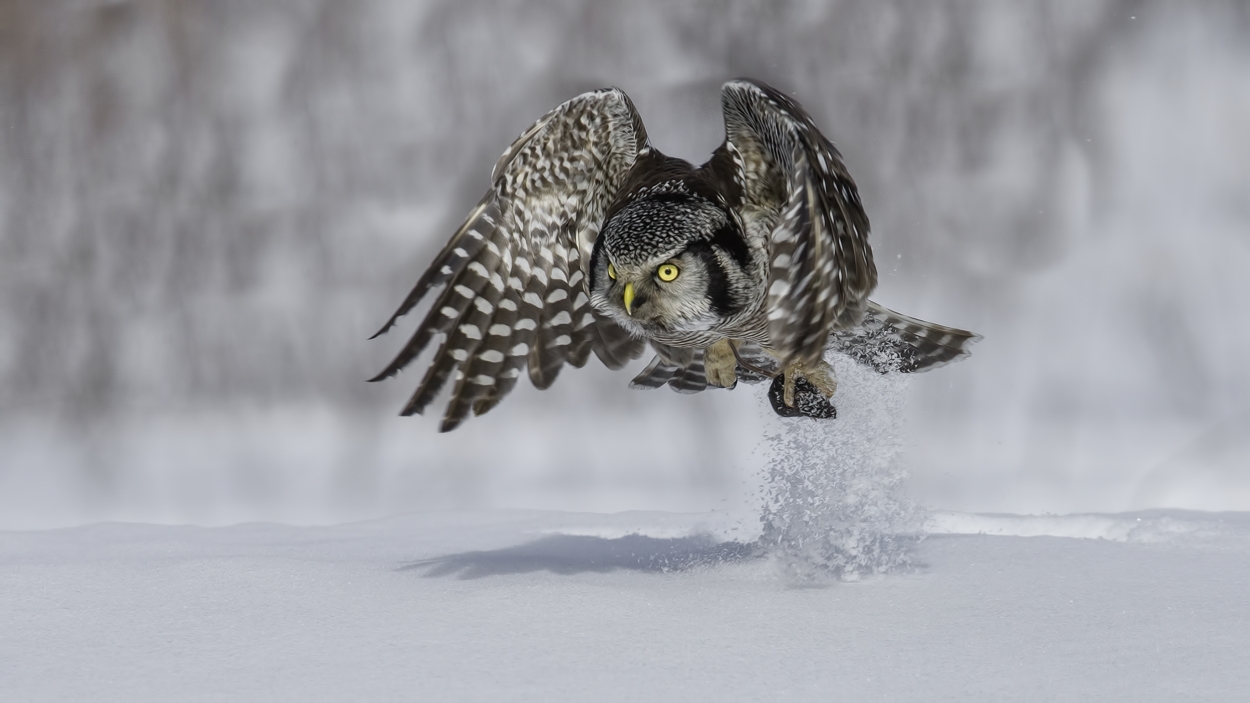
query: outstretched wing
718 79 877 367
370 89 649 431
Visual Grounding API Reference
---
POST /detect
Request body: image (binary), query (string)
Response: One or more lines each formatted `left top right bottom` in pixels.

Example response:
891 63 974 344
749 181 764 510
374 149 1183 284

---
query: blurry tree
0 0 1164 417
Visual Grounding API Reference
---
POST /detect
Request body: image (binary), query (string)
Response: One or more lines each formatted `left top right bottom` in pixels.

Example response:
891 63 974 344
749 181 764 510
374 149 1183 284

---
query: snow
3 509 1249 702
3 6 1248 700
5 356 1248 701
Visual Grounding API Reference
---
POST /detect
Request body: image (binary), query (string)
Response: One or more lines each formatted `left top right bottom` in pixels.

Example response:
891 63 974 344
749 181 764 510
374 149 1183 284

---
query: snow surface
5 362 1249 701
3 509 1249 702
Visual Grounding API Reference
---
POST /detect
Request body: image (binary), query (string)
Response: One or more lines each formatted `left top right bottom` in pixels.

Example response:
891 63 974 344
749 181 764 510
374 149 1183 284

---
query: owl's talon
779 357 837 406
767 357 838 418
767 371 837 419
804 358 838 399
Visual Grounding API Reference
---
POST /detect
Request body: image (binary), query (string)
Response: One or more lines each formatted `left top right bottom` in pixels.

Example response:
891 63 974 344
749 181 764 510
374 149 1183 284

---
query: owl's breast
646 298 772 349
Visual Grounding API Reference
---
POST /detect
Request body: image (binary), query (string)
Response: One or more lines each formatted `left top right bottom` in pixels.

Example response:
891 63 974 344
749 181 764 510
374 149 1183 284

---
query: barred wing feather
370 89 649 431
720 79 878 367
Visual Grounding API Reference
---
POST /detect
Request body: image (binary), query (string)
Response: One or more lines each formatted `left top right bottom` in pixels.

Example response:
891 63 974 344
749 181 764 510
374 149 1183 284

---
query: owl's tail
628 351 709 393
831 301 981 374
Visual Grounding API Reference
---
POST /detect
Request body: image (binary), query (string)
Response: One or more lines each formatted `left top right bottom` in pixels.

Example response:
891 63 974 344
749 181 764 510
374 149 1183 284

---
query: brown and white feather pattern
829 301 982 374
370 89 648 431
374 79 980 429
628 344 709 394
720 79 877 367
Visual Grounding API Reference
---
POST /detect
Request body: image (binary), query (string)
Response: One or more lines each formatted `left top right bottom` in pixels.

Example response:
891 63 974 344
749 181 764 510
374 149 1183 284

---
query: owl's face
588 193 750 338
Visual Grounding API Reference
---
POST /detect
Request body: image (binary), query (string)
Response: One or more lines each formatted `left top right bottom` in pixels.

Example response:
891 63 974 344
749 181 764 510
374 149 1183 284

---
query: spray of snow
755 355 925 581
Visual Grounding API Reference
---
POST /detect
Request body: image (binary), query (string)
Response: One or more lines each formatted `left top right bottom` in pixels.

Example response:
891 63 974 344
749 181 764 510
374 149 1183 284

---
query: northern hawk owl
371 79 979 431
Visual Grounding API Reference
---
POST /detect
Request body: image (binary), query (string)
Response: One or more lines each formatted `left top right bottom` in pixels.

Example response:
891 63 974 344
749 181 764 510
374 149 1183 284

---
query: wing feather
367 201 500 383
628 355 678 390
372 89 649 429
528 238 572 390
720 79 877 366
469 269 535 419
429 228 515 429
563 244 596 368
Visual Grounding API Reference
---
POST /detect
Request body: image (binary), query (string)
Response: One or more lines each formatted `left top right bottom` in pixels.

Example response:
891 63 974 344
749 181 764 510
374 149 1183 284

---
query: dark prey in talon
370 79 981 431
768 374 837 419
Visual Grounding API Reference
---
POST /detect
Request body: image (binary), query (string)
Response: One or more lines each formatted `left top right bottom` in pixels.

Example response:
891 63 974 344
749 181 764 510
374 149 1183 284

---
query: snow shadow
403 533 754 579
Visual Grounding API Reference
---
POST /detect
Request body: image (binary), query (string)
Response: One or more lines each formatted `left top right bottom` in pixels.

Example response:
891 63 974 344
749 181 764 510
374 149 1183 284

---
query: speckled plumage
371 79 979 430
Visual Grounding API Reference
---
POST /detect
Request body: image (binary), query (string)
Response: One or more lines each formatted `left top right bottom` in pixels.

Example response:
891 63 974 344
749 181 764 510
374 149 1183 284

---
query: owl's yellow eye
607 262 617 280
656 263 680 282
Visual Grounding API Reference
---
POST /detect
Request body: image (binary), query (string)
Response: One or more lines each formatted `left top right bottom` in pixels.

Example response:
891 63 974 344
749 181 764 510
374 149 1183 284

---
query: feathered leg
703 339 739 389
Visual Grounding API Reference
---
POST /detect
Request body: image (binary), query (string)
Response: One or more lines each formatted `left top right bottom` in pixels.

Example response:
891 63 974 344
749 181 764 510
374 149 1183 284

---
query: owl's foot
767 358 837 419
703 339 739 389
782 358 837 407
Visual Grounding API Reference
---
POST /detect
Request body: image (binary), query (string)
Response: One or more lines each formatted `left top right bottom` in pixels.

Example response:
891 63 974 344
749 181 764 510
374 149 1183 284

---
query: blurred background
2 0 1248 529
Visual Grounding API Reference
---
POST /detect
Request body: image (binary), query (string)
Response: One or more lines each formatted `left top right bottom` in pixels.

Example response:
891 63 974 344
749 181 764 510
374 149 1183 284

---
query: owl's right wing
718 79 878 368
370 89 649 431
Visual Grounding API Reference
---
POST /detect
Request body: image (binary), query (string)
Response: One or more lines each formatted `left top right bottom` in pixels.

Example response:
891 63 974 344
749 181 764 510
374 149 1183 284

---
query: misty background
1 0 1247 529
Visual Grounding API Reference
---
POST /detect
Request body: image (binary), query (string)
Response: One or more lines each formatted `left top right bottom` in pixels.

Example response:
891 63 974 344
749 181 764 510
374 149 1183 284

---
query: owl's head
588 191 752 337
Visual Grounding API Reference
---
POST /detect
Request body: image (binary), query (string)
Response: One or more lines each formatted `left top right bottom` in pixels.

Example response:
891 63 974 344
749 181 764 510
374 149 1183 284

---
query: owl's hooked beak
623 282 636 316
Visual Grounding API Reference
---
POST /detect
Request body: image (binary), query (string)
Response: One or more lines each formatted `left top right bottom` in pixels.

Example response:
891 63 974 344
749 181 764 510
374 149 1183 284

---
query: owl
371 79 979 431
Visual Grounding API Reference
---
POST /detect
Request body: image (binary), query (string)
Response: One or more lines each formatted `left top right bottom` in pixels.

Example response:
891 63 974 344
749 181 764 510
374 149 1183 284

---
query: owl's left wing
370 89 649 431
718 79 877 367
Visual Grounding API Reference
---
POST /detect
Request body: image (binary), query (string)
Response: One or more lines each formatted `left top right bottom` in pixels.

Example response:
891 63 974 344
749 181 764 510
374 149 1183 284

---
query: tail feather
831 301 981 374
628 348 709 393
667 357 709 394
628 354 679 390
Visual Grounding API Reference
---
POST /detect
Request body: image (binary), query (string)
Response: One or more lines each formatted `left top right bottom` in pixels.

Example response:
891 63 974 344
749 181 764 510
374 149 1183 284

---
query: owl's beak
623 282 635 316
